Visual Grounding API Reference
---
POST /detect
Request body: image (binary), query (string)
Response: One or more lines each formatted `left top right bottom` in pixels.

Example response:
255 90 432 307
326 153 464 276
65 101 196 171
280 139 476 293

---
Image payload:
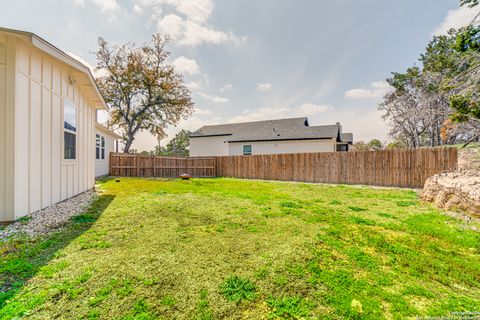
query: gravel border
0 190 97 241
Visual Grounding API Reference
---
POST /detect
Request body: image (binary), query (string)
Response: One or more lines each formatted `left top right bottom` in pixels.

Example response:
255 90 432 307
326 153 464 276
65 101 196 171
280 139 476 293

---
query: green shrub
220 276 256 303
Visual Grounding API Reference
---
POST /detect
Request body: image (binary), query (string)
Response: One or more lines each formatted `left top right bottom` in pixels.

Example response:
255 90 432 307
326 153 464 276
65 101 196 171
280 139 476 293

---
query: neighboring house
0 27 109 222
95 123 121 178
190 117 353 157
338 133 354 152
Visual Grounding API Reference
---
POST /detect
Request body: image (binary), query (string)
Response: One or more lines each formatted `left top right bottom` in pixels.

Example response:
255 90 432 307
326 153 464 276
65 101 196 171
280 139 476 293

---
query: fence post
214 157 218 177
136 154 140 177
109 152 113 176
153 156 156 178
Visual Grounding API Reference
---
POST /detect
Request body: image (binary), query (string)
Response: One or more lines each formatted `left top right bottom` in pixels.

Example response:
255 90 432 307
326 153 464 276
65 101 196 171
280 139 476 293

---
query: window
336 144 348 152
64 101 76 160
101 136 105 159
243 145 252 155
96 134 100 159
96 134 106 160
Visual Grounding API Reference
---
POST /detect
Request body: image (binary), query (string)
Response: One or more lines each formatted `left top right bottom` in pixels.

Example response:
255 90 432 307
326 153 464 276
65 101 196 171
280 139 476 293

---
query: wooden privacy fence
110 148 457 188
109 154 216 178
215 147 458 188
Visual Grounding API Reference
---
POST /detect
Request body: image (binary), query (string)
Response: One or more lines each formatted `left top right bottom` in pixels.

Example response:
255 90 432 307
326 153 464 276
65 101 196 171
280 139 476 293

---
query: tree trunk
123 134 135 153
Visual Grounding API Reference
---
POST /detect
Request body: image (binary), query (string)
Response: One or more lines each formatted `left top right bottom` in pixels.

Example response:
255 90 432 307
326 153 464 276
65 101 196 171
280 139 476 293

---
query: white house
0 27 116 223
190 117 353 157
95 123 121 177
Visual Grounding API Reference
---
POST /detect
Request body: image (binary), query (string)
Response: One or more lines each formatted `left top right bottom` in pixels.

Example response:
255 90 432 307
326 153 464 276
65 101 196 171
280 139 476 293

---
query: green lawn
1 178 479 319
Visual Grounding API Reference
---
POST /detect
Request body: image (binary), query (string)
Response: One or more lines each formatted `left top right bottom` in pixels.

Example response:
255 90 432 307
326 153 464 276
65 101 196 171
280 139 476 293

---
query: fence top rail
215 147 457 158
111 153 138 157
110 153 216 161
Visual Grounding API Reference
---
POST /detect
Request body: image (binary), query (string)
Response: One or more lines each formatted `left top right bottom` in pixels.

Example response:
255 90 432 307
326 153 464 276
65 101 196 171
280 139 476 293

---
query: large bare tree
95 34 194 152
379 65 475 148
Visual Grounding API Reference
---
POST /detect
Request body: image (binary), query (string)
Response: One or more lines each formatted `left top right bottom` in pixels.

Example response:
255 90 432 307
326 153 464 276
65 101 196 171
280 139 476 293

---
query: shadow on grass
0 194 115 309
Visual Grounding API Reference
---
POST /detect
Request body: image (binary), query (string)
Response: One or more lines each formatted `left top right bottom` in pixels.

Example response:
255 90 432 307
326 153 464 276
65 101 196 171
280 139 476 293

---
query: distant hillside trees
153 130 191 157
353 139 384 151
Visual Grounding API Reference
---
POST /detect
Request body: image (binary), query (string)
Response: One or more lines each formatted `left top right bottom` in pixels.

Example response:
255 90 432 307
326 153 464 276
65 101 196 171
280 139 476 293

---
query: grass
0 178 479 319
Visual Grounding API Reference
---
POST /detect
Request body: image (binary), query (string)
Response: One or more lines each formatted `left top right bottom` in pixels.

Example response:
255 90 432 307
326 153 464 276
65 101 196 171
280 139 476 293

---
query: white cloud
297 103 332 116
73 0 120 21
133 4 143 14
257 82 273 91
134 0 245 47
169 0 213 23
194 108 212 115
344 81 391 99
73 0 85 6
185 81 202 91
91 0 119 12
173 56 200 75
197 92 229 103
433 6 478 36
228 103 332 123
158 13 184 36
158 14 245 46
219 84 232 92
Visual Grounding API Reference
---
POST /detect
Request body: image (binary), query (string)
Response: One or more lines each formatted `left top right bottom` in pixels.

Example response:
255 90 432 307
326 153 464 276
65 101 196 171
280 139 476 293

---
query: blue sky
1 0 476 151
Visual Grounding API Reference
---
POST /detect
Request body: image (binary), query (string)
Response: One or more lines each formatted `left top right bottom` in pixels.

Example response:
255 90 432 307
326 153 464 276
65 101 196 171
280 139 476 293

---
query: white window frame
96 134 106 160
63 99 77 161
243 144 252 156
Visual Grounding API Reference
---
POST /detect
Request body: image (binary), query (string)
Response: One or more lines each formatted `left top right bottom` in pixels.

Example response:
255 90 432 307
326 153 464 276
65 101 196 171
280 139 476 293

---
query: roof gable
0 27 107 110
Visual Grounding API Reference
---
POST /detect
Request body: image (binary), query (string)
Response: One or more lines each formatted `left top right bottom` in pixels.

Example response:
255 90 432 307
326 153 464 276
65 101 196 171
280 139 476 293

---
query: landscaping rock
421 147 480 218
421 171 480 218
0 190 97 241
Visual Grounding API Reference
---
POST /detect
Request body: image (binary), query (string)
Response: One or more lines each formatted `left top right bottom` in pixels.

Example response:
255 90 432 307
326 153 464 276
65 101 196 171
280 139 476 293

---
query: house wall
0 35 15 222
12 41 96 219
190 136 229 157
228 139 336 156
95 131 117 177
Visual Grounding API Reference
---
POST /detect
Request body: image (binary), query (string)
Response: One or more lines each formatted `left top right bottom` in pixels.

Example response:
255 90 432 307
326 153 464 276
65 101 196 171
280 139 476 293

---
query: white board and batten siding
0 35 16 221
10 42 96 220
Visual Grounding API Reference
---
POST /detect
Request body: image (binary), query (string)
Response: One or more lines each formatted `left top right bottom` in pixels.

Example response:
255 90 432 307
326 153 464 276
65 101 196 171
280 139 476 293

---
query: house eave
227 137 335 143
190 134 233 138
95 123 122 139
0 27 108 110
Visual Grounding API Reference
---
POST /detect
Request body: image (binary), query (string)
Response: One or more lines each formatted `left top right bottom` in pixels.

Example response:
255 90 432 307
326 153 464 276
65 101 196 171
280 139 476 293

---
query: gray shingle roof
341 133 353 143
190 117 345 142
